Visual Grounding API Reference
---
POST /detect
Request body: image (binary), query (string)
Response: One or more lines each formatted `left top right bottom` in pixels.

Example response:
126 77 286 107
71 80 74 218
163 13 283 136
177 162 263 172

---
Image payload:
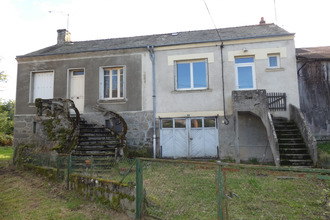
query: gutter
147 45 157 159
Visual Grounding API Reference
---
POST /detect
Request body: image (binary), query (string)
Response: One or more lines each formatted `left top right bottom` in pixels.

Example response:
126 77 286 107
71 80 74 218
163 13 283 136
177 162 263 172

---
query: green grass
0 147 130 220
318 142 330 154
0 146 13 161
140 160 329 220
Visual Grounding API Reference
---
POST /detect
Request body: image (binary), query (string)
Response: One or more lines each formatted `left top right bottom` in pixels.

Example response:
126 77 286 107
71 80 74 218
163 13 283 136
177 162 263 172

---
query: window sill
171 89 212 94
266 67 285 72
97 98 127 104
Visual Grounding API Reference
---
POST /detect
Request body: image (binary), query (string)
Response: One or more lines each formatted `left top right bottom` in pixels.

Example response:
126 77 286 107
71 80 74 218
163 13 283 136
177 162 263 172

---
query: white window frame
175 59 208 91
268 54 280 68
29 70 54 103
234 57 256 90
99 66 126 100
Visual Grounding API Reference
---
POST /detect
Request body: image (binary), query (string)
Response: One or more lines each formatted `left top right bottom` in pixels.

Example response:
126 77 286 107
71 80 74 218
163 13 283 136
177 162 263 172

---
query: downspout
147 45 157 159
220 42 229 125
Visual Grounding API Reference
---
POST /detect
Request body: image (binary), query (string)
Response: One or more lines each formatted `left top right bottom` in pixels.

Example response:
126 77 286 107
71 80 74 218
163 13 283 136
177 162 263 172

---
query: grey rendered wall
237 112 273 163
15 52 143 115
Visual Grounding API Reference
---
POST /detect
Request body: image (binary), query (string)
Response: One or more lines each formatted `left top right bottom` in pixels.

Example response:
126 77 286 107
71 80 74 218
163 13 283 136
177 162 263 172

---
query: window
235 57 255 90
176 59 207 90
268 54 280 68
30 71 54 102
100 67 125 99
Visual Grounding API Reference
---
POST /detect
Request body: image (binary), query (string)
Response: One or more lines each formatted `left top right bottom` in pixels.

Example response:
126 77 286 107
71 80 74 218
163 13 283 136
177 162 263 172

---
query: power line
203 0 223 43
202 0 229 125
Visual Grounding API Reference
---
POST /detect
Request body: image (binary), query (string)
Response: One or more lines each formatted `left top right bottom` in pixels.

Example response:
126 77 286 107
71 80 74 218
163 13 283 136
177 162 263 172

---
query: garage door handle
190 138 193 140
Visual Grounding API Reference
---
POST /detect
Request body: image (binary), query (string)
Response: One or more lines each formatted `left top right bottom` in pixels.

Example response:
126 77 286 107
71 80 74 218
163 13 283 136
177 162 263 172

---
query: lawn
0 146 131 220
140 160 329 220
0 146 13 160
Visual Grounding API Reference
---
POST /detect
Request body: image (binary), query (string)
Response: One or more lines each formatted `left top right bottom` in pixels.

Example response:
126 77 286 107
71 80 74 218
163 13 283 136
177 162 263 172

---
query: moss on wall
69 174 136 214
23 163 64 182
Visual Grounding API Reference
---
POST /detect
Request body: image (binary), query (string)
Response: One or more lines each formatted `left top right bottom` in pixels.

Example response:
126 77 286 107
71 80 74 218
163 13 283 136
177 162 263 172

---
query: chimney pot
259 17 266 25
57 29 71 45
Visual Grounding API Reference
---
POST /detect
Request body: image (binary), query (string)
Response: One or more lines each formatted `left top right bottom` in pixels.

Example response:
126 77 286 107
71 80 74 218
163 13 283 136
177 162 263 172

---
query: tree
0 58 7 82
0 100 14 145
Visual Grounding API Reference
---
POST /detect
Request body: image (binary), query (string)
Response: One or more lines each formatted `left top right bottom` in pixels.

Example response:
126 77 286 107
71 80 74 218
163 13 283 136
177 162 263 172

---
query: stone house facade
14 21 314 165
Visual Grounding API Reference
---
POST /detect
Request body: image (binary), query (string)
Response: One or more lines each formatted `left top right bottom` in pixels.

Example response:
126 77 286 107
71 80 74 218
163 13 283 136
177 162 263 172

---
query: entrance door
69 70 85 113
160 117 218 158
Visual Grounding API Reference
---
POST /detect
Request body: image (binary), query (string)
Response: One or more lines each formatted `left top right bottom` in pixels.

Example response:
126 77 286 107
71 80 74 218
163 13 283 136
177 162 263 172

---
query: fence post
136 158 143 219
217 161 225 220
56 155 60 181
67 154 72 189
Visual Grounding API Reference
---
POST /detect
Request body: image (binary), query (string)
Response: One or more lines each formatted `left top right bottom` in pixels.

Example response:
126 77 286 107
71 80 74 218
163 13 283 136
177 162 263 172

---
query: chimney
259 17 266 25
57 29 71 45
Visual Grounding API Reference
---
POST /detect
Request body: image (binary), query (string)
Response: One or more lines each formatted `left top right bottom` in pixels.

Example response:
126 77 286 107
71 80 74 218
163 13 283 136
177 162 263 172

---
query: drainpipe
147 45 157 159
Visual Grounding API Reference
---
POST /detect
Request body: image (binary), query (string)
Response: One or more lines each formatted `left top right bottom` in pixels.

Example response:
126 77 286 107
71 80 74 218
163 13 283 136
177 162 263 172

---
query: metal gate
160 117 219 158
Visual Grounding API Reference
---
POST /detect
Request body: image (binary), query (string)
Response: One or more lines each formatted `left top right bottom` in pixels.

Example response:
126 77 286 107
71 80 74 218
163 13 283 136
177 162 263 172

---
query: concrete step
71 152 116 157
78 141 119 146
280 159 313 166
280 154 311 160
79 136 116 141
280 149 309 155
279 143 306 147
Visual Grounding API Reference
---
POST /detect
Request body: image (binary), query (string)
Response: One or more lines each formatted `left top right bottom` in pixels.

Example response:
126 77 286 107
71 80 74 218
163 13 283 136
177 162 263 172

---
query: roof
296 46 330 60
19 23 293 58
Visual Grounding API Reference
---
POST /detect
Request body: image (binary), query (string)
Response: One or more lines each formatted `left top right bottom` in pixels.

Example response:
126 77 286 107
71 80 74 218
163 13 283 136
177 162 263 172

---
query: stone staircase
70 118 121 172
273 117 313 166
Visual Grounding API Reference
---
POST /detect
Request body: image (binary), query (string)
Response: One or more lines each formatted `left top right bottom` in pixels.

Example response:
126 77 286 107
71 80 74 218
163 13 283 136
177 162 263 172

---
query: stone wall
13 115 35 147
69 174 136 218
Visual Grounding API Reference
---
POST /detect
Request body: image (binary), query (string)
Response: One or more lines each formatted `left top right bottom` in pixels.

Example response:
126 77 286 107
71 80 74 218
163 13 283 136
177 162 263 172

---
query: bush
0 133 12 146
126 146 152 158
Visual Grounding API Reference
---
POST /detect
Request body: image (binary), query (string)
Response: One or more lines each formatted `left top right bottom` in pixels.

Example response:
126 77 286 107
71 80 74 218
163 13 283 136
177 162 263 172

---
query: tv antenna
49 11 70 30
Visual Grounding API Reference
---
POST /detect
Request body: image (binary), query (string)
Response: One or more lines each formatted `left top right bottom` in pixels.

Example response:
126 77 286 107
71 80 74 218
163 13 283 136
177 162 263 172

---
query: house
14 19 317 166
296 46 330 141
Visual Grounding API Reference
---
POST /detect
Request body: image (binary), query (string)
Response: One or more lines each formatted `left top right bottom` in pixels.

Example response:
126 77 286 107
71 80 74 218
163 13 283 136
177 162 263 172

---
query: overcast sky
0 0 329 101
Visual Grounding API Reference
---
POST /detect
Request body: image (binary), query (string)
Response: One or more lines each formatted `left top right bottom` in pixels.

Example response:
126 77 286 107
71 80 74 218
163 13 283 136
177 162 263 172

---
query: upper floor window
235 57 255 90
99 66 125 100
268 54 280 68
30 71 54 103
176 59 207 90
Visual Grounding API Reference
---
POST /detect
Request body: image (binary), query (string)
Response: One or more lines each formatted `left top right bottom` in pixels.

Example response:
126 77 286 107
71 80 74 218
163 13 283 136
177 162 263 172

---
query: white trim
234 58 256 90
29 70 55 103
268 54 280 68
175 59 208 90
99 65 126 100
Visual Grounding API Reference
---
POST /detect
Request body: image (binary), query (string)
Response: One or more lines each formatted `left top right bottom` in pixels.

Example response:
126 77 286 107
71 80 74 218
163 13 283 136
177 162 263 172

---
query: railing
266 111 281 166
35 98 80 154
267 92 286 111
35 98 80 125
93 105 128 156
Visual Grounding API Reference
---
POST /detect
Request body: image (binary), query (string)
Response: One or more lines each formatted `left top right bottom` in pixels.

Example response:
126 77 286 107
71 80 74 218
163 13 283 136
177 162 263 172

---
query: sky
0 0 329 101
